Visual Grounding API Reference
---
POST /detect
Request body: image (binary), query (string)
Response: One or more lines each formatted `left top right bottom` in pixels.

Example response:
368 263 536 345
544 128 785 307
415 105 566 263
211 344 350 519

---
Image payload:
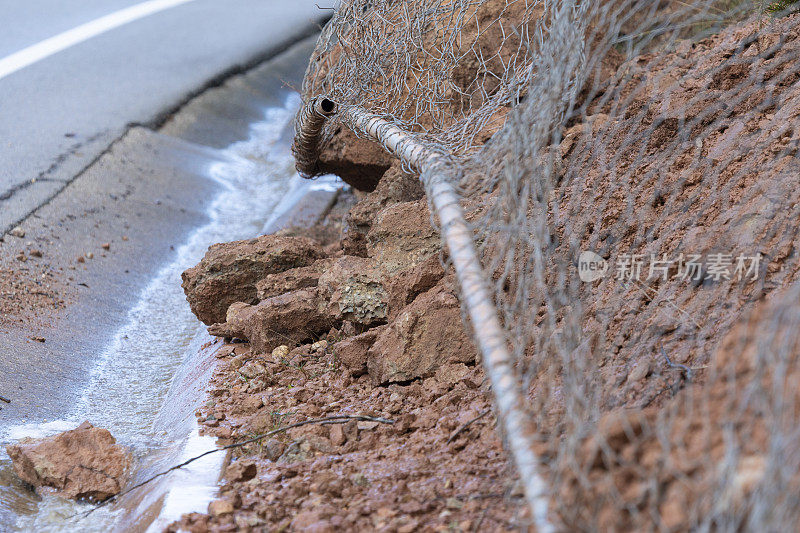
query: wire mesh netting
301 0 800 529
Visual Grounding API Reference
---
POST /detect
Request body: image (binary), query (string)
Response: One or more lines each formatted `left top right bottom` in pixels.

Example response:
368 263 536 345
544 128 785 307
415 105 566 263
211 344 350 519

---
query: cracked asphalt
0 0 325 234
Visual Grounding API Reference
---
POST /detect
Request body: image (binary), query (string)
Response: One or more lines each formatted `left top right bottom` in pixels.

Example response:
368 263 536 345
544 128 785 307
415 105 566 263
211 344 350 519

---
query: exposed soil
171 9 800 533
172 186 528 531
171 339 526 532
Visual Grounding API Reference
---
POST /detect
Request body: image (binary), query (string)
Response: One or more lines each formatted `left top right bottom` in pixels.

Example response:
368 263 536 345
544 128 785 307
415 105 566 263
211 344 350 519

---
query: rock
366 200 440 274
208 499 234 517
317 125 395 192
262 439 285 462
311 340 328 352
627 358 652 383
340 230 369 257
225 460 257 482
239 359 269 380
318 256 389 326
255 258 333 301
239 395 264 413
332 327 384 376
208 288 333 354
368 280 476 384
290 510 335 533
272 345 290 359
329 424 346 447
346 161 425 235
387 254 446 320
5 421 131 502
434 363 473 386
9 227 25 238
182 235 323 325
452 0 538 109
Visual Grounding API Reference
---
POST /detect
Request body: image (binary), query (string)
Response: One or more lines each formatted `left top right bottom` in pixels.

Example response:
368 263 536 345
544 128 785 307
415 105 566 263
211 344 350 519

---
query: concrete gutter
0 33 322 430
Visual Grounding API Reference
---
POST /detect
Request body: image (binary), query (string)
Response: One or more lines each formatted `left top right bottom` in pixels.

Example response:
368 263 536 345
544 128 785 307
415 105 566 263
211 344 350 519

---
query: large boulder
332 327 385 377
182 235 323 325
367 278 476 384
208 288 333 354
255 258 334 301
6 421 131 502
366 199 441 274
208 256 392 353
318 256 389 326
346 161 426 235
317 125 395 192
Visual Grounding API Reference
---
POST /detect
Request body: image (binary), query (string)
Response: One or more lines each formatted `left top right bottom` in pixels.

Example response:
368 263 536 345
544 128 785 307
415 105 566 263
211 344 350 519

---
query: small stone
445 497 463 509
29 250 42 258
16 253 26 262
271 345 290 359
215 345 235 358
208 499 234 517
627 358 652 383
240 395 263 412
77 256 85 264
101 243 110 250
229 354 248 370
30 337 45 343
122 236 129 241
85 252 94 260
240 360 268 380
311 340 328 352
350 472 369 486
225 460 257 482
329 424 346 446
357 421 379 431
263 438 284 461
9 227 25 238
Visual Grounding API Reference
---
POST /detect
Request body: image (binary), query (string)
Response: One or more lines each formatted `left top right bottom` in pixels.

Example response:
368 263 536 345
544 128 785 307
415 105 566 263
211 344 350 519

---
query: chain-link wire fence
299 0 800 529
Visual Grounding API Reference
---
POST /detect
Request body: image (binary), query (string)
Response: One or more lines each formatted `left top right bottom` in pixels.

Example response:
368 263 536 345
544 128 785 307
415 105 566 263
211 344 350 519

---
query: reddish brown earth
6 421 131 502
174 180 529 531
173 10 800 533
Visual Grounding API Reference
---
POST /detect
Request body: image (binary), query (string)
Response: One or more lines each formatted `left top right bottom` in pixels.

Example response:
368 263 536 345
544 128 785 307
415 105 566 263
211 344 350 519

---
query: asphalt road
0 0 326 234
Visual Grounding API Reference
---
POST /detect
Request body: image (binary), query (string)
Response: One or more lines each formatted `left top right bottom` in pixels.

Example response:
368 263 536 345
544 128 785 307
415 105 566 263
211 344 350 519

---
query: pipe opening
320 98 336 114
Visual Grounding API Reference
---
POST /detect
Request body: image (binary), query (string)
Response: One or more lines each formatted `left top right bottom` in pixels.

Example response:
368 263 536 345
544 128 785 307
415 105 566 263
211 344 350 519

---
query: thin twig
0 395 10 404
75 415 394 519
447 409 491 443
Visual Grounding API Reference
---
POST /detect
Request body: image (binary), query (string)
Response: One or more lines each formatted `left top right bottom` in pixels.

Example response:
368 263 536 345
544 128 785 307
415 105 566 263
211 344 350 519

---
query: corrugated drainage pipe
292 96 553 533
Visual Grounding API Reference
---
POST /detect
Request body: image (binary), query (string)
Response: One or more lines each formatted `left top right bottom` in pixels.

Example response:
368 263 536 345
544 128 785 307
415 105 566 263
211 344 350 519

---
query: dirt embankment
174 177 532 530
173 8 800 533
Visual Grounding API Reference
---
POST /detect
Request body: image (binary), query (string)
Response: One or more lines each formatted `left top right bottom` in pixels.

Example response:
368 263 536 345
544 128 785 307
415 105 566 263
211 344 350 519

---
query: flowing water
0 92 339 532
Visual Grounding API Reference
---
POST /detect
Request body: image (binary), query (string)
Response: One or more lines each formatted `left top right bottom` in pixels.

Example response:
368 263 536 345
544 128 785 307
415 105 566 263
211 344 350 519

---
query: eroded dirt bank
172 8 800 533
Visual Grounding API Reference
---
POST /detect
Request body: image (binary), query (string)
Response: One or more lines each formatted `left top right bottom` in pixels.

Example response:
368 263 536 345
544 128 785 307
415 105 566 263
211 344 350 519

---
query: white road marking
0 0 198 81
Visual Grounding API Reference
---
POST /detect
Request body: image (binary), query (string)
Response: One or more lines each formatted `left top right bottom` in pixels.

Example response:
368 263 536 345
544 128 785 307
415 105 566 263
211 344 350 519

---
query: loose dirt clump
6 421 131 502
